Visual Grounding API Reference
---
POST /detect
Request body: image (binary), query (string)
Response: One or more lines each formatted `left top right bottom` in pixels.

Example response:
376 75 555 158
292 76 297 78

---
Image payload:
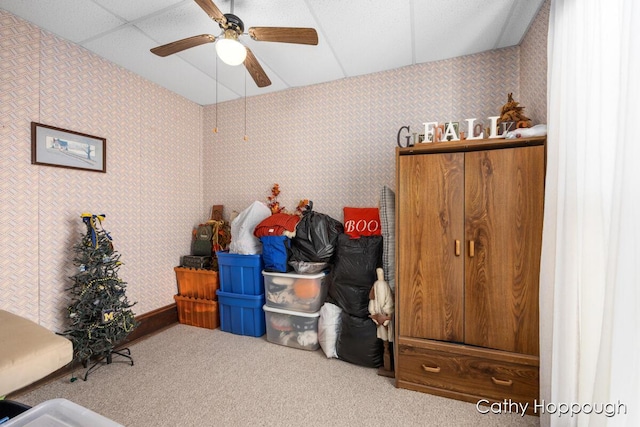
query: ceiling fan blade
194 0 227 26
151 34 216 57
244 48 271 88
249 27 318 45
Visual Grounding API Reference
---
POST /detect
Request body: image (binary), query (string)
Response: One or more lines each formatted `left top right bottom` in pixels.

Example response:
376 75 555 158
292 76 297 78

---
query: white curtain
540 0 640 426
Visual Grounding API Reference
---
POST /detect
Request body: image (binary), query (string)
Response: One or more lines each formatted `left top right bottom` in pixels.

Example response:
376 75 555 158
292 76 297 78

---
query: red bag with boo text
343 207 381 239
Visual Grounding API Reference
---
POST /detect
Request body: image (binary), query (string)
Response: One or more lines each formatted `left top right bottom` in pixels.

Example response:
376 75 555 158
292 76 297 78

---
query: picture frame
210 205 224 221
31 122 106 173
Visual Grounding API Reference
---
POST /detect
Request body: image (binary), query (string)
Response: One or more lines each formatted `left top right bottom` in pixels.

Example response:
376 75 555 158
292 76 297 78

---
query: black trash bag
326 234 383 317
290 201 344 264
336 312 383 368
327 284 372 319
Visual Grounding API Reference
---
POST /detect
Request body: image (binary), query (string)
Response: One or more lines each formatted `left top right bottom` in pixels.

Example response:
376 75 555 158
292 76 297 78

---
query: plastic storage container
174 267 219 300
263 305 320 351
173 295 219 329
3 398 123 427
217 290 266 337
216 251 264 295
263 271 327 313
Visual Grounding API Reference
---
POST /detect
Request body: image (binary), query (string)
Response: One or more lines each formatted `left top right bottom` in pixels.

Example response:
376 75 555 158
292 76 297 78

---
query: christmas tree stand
81 348 134 381
62 213 139 383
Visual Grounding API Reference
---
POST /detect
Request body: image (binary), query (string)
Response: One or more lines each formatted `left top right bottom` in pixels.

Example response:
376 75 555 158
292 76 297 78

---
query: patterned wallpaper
521 0 550 125
1 6 548 332
202 47 527 222
0 10 203 331
1 12 40 320
202 0 549 222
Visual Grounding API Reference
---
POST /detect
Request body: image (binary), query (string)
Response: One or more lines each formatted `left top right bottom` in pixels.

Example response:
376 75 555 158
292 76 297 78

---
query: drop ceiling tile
0 0 125 43
229 0 318 28
176 45 289 100
1 0 546 105
414 0 514 63
135 1 221 46
228 0 343 86
242 38 343 88
308 0 413 77
138 0 340 94
95 0 186 22
219 57 289 99
496 0 546 47
82 26 217 105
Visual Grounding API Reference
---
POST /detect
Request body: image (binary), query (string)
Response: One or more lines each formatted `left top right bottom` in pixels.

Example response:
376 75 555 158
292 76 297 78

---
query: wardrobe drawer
397 339 539 404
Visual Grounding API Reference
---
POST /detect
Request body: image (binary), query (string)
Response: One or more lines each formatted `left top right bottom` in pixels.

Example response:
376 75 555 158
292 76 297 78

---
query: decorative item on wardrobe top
396 116 516 148
150 0 319 88
395 93 543 147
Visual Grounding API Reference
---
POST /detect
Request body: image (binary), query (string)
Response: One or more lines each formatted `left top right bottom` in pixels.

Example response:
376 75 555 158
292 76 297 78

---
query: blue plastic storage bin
216 251 264 295
216 290 266 337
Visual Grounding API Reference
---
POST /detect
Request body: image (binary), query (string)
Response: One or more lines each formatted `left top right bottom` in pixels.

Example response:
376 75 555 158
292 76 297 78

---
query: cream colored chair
0 310 73 397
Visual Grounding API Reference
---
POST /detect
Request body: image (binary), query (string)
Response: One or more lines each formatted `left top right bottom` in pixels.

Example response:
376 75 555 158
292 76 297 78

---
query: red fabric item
254 213 301 237
343 207 382 238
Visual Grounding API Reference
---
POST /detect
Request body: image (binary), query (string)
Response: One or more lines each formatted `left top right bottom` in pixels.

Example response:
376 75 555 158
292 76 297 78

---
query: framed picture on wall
31 122 106 173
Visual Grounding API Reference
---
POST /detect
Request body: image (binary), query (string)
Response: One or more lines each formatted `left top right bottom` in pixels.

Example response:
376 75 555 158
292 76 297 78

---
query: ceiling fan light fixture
150 1 318 88
216 31 246 66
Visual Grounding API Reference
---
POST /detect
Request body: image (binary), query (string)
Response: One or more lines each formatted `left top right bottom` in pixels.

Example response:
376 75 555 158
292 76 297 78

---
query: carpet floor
11 324 540 426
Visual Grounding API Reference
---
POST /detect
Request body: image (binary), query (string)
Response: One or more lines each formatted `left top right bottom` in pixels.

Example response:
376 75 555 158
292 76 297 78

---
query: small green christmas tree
62 213 138 379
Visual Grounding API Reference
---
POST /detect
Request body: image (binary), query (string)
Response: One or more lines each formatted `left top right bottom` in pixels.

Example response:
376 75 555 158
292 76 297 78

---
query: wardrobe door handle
469 240 475 258
422 365 441 373
491 377 513 387
455 240 460 256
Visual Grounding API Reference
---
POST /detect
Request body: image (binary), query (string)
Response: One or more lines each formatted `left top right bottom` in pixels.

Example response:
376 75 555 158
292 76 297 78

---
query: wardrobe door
397 153 464 342
463 146 544 355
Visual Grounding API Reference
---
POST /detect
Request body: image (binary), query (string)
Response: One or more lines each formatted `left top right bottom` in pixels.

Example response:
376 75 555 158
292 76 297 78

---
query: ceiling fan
150 0 319 88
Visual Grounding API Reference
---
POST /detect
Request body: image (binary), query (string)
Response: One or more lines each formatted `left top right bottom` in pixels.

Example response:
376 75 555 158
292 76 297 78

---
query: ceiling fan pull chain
244 69 248 141
214 55 219 134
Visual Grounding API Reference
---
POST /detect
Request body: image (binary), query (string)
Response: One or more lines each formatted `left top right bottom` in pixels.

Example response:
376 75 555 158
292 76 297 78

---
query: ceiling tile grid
0 0 125 43
96 0 186 22
0 0 545 105
307 0 414 77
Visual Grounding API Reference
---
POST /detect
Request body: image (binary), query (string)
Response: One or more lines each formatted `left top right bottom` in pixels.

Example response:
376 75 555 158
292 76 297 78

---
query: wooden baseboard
118 303 178 347
7 303 178 399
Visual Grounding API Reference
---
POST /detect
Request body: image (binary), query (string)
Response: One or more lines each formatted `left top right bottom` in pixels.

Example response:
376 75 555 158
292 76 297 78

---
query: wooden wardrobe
394 136 545 411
